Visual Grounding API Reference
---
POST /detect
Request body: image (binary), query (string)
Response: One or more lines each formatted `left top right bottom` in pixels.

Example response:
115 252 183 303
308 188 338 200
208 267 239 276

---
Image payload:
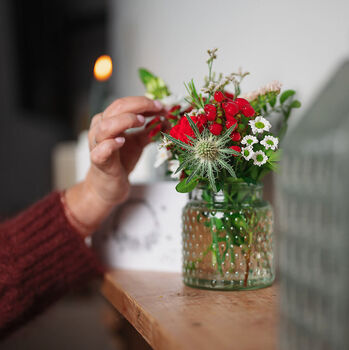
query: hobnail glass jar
182 182 274 290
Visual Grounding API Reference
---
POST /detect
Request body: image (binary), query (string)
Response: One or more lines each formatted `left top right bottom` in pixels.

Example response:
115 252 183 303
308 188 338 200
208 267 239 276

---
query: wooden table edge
101 272 182 350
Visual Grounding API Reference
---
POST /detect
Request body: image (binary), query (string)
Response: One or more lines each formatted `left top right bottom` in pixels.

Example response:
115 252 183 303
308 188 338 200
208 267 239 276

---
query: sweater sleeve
0 191 105 337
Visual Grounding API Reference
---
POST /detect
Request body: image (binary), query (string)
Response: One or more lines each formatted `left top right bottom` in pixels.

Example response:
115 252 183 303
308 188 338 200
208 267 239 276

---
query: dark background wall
0 0 108 216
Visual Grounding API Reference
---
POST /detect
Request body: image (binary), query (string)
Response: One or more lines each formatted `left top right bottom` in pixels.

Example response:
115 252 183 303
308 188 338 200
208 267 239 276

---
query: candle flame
94 55 113 81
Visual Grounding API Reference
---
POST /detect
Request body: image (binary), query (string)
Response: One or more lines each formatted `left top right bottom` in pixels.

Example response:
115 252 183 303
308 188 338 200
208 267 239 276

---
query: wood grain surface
101 270 279 350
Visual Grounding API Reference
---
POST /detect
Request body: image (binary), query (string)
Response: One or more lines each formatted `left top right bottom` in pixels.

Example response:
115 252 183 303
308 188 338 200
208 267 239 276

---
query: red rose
214 91 225 102
222 102 239 117
230 132 241 142
230 145 241 156
170 124 180 139
204 104 216 121
209 123 222 135
169 115 203 144
225 117 238 130
234 98 250 110
241 105 255 117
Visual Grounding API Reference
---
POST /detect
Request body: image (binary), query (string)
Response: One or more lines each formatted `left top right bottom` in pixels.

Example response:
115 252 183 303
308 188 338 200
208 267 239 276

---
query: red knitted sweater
0 192 104 338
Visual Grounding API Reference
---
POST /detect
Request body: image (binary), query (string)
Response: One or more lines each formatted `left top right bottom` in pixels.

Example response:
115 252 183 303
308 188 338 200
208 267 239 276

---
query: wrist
64 181 115 237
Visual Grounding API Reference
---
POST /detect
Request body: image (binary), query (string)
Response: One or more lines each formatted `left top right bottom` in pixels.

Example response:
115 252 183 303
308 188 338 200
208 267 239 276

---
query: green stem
210 220 223 276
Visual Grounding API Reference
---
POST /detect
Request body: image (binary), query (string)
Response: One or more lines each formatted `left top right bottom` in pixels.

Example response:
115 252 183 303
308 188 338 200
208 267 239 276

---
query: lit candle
90 55 113 118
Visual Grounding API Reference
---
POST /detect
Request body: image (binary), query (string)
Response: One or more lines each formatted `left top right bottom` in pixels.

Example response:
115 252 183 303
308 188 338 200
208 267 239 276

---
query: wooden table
102 270 279 350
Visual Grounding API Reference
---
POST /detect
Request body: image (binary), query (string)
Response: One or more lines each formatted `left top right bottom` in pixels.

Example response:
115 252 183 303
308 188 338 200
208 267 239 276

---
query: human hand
64 96 164 236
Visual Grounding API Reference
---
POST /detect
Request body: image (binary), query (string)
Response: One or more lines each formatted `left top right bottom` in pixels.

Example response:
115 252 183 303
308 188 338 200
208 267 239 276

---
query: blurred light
93 55 113 81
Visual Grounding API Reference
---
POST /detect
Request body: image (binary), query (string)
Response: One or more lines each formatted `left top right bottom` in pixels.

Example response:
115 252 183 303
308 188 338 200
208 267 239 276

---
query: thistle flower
164 116 240 191
253 150 268 166
241 135 258 146
249 116 271 134
261 135 279 150
241 146 254 161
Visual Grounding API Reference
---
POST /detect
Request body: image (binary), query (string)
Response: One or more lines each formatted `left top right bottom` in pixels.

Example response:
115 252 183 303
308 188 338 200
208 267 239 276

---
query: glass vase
182 182 274 290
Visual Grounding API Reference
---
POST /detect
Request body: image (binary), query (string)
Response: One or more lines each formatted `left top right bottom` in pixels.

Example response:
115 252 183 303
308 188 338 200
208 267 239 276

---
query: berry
197 114 207 127
225 117 238 130
204 104 217 121
223 102 239 117
224 91 235 100
149 124 162 138
230 132 241 142
241 105 255 117
230 145 241 156
234 98 250 110
146 116 161 128
169 105 181 113
214 91 225 102
209 123 223 135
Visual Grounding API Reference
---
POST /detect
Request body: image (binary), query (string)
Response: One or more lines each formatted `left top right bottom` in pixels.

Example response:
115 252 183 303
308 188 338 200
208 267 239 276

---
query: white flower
260 135 279 150
249 116 271 134
253 150 268 167
154 147 172 168
241 146 254 161
241 135 258 146
168 159 180 178
158 137 172 149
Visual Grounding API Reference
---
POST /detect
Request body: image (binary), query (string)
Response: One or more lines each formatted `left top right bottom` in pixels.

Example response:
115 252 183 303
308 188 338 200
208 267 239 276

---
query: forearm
0 192 104 338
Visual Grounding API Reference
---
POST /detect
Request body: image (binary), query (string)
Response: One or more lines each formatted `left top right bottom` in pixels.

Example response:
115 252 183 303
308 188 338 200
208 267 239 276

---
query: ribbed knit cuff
0 191 105 337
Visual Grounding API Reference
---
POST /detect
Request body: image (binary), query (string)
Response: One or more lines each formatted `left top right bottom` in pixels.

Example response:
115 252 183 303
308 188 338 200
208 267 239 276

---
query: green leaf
290 100 301 108
211 217 224 231
280 90 295 104
176 177 199 193
268 93 277 107
269 149 283 162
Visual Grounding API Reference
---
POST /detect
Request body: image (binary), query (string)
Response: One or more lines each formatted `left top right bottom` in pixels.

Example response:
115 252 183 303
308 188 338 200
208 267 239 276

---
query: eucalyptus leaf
176 178 199 193
290 100 301 108
280 90 295 104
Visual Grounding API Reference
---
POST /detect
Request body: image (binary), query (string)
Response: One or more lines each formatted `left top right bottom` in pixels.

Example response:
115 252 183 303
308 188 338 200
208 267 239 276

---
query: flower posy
139 48 301 192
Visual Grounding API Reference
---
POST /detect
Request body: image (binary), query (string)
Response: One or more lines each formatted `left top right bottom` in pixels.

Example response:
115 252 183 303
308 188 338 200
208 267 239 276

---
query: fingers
103 96 164 118
90 138 125 169
94 112 145 145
